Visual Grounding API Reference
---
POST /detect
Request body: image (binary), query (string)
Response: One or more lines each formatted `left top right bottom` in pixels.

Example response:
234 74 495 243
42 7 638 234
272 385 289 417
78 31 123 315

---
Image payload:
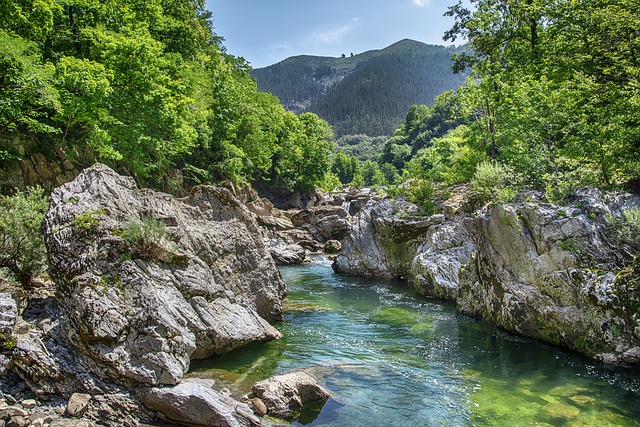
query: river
190 256 640 426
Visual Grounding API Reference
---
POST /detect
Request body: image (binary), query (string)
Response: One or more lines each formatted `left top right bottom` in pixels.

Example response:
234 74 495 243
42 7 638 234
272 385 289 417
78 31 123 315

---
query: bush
0 187 49 287
121 217 170 261
471 161 517 203
408 180 437 216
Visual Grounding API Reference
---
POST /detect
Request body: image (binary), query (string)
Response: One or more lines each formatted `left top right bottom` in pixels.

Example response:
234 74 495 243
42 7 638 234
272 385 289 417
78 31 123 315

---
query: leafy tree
0 187 49 288
0 30 59 150
331 152 360 185
444 0 640 189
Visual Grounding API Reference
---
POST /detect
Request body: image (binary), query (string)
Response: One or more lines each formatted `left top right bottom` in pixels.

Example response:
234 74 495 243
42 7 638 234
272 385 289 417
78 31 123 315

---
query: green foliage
0 30 60 143
121 217 170 261
331 153 360 185
444 0 640 188
404 125 485 185
608 207 640 252
72 208 105 231
335 134 386 162
0 0 334 194
361 160 386 187
471 161 517 203
0 187 49 287
407 180 437 216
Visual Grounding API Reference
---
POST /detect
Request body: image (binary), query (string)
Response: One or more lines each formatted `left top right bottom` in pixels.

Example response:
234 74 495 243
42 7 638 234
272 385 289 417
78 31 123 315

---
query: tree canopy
442 0 640 190
0 0 334 192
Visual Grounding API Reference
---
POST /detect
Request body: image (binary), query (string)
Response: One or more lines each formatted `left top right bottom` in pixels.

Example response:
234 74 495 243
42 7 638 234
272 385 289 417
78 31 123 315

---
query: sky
205 0 467 69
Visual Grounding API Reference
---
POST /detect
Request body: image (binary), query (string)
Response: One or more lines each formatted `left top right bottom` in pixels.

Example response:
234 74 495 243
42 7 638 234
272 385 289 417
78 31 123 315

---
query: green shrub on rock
0 187 49 288
471 161 517 203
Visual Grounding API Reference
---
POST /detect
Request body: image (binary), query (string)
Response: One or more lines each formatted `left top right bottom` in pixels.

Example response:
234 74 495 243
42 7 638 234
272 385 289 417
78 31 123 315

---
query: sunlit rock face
335 190 640 366
39 164 285 390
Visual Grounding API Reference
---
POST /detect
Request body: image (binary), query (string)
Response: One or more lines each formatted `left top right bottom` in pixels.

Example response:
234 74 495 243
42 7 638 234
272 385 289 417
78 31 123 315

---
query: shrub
408 180 437 216
121 217 171 260
471 161 516 203
0 187 49 288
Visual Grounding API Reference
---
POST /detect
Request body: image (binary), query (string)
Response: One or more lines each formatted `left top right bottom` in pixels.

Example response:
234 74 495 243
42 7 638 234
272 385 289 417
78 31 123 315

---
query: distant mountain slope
251 39 468 137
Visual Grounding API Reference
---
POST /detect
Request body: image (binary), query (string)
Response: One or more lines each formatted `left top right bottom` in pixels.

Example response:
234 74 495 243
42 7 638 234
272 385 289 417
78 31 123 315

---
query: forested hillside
251 40 468 137
0 0 334 193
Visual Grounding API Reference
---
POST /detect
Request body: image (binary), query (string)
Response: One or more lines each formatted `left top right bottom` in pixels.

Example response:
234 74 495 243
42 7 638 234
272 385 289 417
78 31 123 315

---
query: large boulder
139 378 259 427
333 199 444 277
40 164 285 389
291 206 350 242
265 239 306 265
251 372 330 419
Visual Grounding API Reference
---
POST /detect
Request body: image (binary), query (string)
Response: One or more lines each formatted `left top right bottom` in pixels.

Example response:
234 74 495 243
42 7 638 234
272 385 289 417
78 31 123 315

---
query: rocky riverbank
334 189 640 367
0 164 329 426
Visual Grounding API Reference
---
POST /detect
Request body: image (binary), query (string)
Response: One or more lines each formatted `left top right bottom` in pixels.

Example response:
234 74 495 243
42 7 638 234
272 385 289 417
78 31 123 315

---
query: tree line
0 0 334 193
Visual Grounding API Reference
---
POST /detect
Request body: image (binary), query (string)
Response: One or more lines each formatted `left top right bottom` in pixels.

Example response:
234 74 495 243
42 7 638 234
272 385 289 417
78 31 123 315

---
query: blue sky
205 0 466 69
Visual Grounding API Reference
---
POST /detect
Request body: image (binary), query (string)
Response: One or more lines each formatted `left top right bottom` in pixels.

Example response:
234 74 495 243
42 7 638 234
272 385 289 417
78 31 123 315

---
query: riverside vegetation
0 0 640 425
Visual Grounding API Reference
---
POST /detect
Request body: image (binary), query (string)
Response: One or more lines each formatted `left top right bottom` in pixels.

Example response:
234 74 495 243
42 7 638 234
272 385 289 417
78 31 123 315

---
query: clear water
190 256 640 426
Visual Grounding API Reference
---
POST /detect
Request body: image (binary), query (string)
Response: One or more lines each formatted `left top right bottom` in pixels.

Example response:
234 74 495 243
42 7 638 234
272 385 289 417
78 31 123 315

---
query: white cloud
412 0 431 7
307 24 354 46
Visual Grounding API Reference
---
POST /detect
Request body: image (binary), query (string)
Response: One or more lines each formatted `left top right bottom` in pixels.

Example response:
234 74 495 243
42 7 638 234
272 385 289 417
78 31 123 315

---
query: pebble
6 416 27 427
20 399 37 409
1 406 28 417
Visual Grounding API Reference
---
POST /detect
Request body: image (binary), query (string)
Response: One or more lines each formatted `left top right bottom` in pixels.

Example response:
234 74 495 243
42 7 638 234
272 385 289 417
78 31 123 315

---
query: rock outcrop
333 199 444 277
36 164 285 391
140 379 259 427
335 190 640 366
250 371 330 419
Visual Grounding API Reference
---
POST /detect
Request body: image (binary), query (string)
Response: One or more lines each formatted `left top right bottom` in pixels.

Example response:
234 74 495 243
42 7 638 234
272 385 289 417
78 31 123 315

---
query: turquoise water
190 256 640 426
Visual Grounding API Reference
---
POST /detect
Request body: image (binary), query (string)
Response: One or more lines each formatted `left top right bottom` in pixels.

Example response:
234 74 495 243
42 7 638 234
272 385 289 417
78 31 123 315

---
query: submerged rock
16 164 285 398
251 371 330 419
335 190 640 366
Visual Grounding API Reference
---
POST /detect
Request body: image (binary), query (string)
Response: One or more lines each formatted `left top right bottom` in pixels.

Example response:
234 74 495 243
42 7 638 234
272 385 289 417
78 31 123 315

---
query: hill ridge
251 39 467 136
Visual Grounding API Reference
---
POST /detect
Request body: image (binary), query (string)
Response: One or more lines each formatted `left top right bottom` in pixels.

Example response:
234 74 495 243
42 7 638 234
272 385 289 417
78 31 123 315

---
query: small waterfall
341 200 352 215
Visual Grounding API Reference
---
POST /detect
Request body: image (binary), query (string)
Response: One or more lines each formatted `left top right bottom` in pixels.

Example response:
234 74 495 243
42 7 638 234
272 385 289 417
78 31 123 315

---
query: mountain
251 39 468 137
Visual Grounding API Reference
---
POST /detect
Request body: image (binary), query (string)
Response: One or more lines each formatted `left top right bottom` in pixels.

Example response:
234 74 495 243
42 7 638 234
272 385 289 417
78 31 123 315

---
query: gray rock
6 416 26 427
39 164 285 388
324 240 342 254
0 293 17 341
18 399 36 409
66 393 91 417
333 199 444 277
265 239 306 265
139 378 259 427
251 371 330 418
291 206 350 242
49 420 96 427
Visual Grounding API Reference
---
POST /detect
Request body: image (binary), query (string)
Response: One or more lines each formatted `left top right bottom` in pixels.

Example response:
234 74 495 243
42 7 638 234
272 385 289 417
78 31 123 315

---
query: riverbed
190 256 640 426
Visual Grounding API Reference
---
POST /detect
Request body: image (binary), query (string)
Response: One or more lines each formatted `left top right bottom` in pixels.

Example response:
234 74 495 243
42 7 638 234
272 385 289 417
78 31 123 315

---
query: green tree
0 187 49 287
444 0 640 188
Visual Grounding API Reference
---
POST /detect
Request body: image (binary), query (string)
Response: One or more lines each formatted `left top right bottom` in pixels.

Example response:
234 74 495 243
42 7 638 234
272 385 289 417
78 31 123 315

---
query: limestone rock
139 378 259 427
38 164 285 389
333 199 444 278
49 420 95 427
324 240 342 254
0 294 17 342
291 206 350 242
265 239 306 265
336 190 640 366
251 371 330 419
66 393 91 417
